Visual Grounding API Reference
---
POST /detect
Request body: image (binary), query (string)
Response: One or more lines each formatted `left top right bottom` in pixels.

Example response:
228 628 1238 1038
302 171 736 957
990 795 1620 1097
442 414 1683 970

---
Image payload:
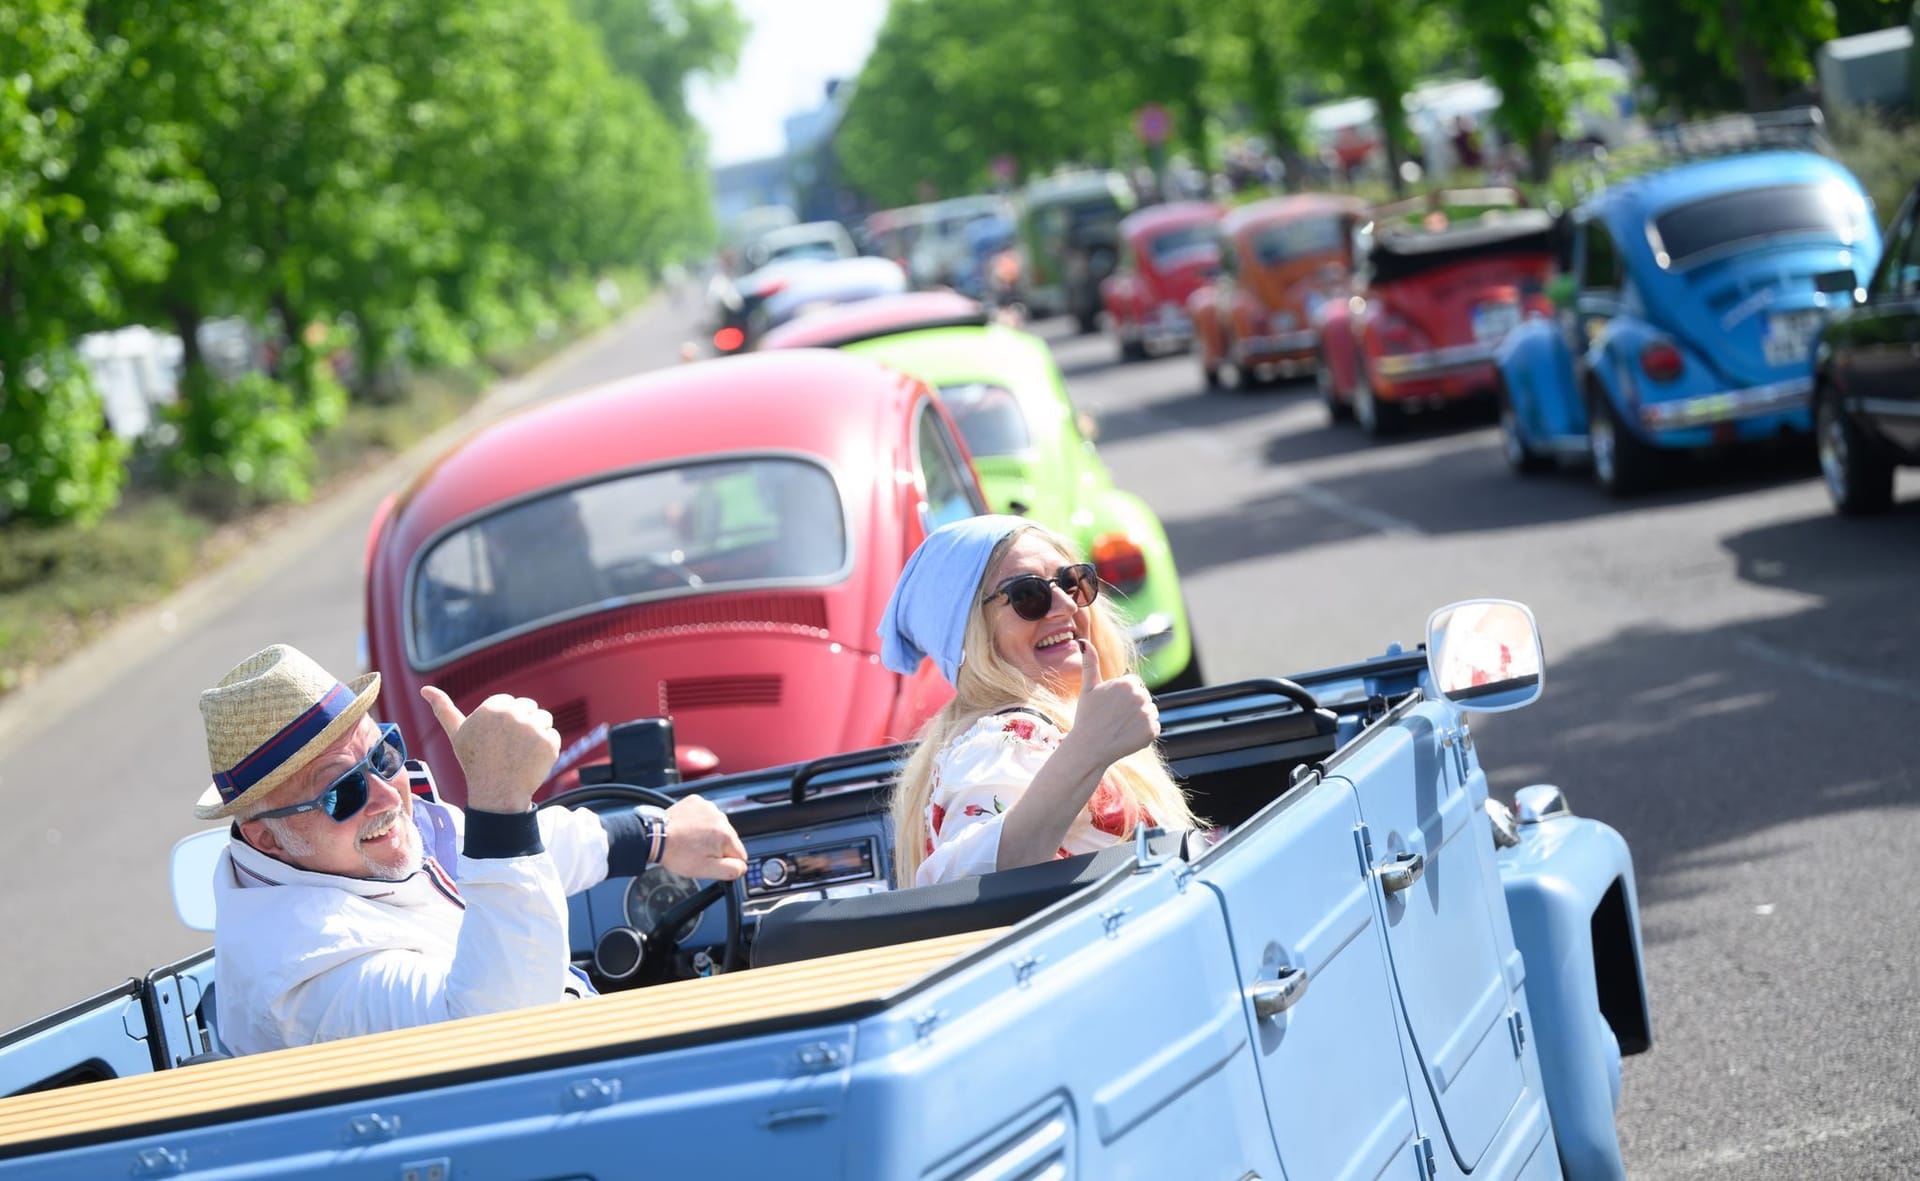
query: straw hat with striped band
195 645 382 820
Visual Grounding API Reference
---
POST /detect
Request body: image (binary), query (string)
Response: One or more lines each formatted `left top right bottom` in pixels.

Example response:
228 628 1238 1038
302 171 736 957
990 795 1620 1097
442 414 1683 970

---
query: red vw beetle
1316 187 1557 435
361 350 989 805
1188 194 1368 390
1099 201 1222 360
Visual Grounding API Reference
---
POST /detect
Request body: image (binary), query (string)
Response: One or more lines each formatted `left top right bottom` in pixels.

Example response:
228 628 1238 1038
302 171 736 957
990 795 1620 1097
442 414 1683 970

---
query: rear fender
1315 298 1359 395
1495 318 1582 444
1080 488 1192 688
1186 287 1221 362
1499 812 1650 1180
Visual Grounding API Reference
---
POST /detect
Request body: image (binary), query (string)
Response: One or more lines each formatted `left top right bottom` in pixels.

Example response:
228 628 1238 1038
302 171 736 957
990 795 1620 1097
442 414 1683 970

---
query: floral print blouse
915 709 1154 887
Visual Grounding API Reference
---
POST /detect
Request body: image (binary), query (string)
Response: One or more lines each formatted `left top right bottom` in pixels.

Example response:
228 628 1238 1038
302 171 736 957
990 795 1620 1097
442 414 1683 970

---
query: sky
687 0 893 167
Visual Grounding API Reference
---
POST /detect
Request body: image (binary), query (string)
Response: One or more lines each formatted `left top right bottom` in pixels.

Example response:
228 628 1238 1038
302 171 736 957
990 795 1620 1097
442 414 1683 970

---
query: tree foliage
2 0 729 525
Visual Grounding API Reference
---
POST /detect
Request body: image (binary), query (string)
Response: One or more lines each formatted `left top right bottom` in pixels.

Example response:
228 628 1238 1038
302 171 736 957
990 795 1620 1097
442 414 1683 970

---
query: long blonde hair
889 524 1197 884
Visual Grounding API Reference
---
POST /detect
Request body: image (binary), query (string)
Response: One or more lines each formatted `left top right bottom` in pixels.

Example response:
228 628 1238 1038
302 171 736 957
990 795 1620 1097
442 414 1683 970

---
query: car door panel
1332 700 1529 1170
1196 775 1422 1181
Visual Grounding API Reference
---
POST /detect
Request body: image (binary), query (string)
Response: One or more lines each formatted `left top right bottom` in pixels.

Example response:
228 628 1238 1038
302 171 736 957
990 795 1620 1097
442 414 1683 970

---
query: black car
1813 183 1920 514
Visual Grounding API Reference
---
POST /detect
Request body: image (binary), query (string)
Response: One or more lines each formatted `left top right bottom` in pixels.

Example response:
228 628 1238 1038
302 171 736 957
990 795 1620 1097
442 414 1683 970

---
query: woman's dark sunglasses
984 563 1100 622
252 723 406 823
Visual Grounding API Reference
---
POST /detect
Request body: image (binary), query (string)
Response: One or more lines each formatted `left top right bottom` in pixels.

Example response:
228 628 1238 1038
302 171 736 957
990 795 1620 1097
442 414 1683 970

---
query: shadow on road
1480 594 1920 924
1087 378 1316 448
1162 436 1825 575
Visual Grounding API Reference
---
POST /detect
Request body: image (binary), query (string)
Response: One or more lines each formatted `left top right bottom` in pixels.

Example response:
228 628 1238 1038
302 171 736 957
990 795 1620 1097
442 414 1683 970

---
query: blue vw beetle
0 601 1647 1180
1494 116 1880 495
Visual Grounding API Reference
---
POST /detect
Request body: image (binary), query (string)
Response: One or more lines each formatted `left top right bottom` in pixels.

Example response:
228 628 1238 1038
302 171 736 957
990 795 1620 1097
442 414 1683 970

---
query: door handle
1377 851 1425 894
1248 967 1309 1020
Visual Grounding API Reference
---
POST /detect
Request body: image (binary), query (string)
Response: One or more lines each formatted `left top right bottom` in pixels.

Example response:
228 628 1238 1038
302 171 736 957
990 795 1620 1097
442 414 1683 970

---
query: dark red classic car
1099 201 1223 360
1317 187 1557 435
757 290 988 350
1189 194 1368 390
361 350 988 805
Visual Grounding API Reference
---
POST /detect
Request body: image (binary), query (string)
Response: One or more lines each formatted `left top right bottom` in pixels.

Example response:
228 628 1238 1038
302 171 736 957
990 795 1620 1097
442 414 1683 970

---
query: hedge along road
0 290 708 1031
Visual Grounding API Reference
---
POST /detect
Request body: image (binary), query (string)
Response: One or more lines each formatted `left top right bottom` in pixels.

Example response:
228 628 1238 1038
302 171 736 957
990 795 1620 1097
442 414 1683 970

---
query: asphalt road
3 296 1917 1177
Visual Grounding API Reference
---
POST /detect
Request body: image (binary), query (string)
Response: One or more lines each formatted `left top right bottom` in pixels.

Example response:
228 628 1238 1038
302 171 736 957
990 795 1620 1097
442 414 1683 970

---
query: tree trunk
1722 0 1778 109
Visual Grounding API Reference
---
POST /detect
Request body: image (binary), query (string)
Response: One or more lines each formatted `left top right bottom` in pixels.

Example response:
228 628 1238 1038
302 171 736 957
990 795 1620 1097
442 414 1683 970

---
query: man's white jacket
212 799 611 1057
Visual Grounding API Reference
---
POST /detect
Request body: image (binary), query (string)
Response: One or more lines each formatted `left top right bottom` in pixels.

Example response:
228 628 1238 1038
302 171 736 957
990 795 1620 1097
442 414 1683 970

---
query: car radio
744 836 882 899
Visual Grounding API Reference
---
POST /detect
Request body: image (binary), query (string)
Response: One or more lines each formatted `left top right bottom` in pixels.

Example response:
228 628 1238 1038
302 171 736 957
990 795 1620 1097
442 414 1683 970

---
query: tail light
1640 341 1684 383
1091 533 1148 595
713 327 745 352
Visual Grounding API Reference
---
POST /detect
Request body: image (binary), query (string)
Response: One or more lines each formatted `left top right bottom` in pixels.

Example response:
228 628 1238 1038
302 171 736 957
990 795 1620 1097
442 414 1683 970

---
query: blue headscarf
878 514 1030 685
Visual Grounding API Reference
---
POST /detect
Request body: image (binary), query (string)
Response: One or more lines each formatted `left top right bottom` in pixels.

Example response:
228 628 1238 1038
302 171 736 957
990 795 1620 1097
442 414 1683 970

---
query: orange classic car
1189 194 1369 391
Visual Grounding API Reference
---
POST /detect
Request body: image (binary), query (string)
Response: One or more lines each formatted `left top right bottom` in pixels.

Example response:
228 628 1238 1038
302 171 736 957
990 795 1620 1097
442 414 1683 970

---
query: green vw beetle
761 293 1202 690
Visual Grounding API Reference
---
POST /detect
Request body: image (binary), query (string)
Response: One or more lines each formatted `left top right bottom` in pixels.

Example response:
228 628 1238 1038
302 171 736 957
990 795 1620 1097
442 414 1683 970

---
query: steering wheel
539 782 744 987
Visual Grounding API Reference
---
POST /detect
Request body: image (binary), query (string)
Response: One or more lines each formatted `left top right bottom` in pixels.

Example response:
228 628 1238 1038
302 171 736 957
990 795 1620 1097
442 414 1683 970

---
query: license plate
1763 309 1823 367
1472 302 1520 343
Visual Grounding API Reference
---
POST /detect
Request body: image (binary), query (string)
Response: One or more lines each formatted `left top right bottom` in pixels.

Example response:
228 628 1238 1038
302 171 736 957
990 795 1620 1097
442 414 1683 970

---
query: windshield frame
402 449 853 671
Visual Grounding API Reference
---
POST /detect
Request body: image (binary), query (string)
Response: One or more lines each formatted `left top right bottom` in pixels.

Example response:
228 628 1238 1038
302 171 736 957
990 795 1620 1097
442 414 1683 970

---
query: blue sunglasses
252 723 406 823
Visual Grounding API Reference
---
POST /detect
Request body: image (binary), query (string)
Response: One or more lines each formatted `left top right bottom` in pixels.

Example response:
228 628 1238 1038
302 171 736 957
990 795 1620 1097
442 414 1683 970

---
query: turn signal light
1640 341 1684 383
713 327 745 352
1091 533 1148 594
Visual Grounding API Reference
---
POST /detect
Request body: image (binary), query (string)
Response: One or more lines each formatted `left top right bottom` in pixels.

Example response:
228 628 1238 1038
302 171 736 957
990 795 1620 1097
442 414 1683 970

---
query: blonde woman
878 515 1200 887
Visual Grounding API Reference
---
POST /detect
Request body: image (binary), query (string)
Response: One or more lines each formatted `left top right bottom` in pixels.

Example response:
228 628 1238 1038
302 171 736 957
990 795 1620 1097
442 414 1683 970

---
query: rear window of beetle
409 458 847 666
1651 182 1870 268
1253 217 1345 266
936 383 1031 457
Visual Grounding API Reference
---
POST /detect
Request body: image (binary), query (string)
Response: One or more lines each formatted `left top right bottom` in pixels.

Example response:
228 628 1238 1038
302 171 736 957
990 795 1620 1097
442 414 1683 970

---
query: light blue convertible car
1494 114 1880 495
0 600 1648 1180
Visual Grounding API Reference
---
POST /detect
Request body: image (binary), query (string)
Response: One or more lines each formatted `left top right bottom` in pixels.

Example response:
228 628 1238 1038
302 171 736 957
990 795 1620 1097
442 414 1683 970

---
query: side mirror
1425 599 1544 713
170 828 228 933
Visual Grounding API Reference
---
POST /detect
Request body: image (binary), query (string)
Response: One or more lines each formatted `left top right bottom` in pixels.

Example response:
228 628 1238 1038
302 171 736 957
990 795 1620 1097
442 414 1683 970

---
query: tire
1217 334 1245 392
1497 379 1551 474
1816 385 1895 515
1318 347 1352 422
1587 383 1659 496
1353 363 1400 437
1118 330 1148 362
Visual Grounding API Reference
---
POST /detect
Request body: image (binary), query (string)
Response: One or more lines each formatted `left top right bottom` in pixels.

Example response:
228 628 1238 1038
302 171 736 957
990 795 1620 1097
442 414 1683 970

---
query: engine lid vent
661 675 783 712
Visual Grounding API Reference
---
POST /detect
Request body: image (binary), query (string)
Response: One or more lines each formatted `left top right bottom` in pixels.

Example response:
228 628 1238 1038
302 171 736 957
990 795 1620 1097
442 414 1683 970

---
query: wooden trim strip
0 928 1001 1154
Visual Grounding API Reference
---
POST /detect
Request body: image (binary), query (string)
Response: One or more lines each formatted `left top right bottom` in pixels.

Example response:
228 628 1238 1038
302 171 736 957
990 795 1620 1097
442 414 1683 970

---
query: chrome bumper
1241 328 1320 356
1373 341 1498 380
1128 611 1176 656
1636 376 1812 430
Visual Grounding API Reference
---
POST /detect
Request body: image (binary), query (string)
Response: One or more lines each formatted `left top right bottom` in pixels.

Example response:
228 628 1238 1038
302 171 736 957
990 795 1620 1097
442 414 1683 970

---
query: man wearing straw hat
196 643 748 1056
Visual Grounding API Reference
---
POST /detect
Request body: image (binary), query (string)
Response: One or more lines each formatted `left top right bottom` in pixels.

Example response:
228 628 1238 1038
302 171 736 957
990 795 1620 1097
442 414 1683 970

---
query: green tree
1296 0 1442 194
572 0 747 125
0 0 193 524
1451 0 1602 179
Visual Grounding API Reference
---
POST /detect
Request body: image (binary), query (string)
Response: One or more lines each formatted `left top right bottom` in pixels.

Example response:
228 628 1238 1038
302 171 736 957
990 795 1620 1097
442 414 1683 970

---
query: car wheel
1118 328 1148 362
1587 383 1659 496
1353 364 1399 437
1218 335 1245 392
1497 379 1550 474
1816 385 1895 515
1318 347 1352 423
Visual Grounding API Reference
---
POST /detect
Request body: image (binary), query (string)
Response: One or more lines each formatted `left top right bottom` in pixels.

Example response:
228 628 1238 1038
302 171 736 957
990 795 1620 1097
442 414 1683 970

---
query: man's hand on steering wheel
659 795 749 881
